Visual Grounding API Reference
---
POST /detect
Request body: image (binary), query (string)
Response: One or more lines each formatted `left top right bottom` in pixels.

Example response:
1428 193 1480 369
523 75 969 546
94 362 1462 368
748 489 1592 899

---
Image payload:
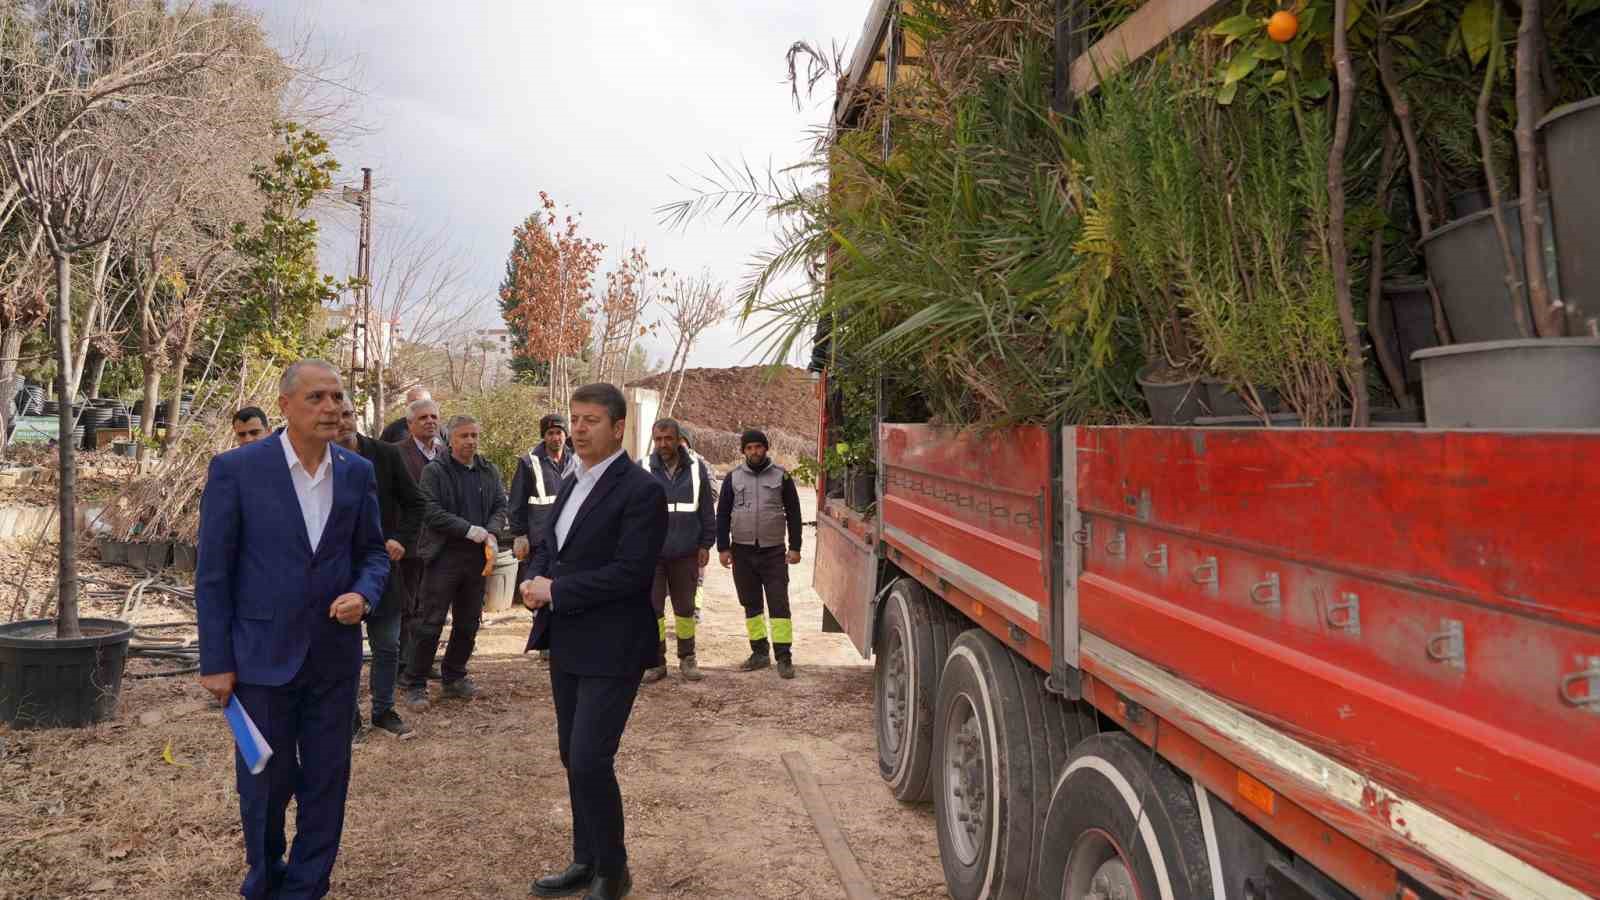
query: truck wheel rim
883 627 908 754
942 694 988 866
1063 828 1138 900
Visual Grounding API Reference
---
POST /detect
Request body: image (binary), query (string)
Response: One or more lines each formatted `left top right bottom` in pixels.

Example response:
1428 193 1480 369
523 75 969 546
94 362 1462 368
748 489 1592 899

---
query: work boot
777 658 796 680
739 652 771 672
642 665 668 684
371 709 413 737
441 677 480 700
404 684 430 712
679 655 704 682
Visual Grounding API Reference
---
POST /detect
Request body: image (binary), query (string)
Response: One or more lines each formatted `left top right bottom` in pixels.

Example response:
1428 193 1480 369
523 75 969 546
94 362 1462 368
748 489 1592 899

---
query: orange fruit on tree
1266 10 1299 42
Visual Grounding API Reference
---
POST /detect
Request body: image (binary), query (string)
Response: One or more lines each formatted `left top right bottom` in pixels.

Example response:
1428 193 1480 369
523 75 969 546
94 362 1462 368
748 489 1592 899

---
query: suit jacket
196 431 390 686
521 450 668 677
355 433 424 555
393 434 442 485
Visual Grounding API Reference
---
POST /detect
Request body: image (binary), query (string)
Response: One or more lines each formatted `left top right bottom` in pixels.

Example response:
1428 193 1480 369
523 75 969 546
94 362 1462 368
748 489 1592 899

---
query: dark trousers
395 557 426 669
363 601 402 717
731 544 793 659
405 547 485 687
233 660 357 900
651 555 700 664
551 666 642 876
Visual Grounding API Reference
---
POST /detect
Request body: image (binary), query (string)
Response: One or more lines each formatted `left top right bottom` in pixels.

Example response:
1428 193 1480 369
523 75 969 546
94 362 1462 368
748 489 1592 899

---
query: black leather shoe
584 868 631 900
531 863 594 897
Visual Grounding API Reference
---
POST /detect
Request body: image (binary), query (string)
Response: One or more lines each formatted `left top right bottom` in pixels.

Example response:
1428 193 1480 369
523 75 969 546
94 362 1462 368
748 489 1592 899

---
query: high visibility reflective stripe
657 616 668 641
694 586 703 610
675 615 696 640
745 614 768 641
663 451 703 513
526 450 557 505
771 618 794 644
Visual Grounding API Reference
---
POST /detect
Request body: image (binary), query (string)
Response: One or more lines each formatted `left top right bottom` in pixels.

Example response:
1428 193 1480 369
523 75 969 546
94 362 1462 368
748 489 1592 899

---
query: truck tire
934 629 1039 900
1037 733 1215 900
875 578 951 803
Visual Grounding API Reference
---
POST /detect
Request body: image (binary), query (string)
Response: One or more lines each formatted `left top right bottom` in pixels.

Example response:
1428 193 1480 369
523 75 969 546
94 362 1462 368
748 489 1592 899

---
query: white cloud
242 0 870 371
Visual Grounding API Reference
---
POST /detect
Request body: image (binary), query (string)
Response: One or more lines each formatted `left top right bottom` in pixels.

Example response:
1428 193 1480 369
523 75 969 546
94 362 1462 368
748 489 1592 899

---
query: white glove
466 525 489 544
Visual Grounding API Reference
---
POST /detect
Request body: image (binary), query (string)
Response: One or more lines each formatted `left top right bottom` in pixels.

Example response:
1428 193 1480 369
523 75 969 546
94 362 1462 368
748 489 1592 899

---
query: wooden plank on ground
1071 0 1230 94
781 751 878 900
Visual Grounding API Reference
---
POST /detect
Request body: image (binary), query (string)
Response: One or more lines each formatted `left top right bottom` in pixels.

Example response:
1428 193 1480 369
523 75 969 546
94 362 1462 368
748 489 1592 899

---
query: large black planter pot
845 470 875 512
0 618 134 728
95 536 127 565
1540 96 1600 331
1137 364 1206 425
174 542 197 573
1380 280 1441 387
1413 338 1600 429
1448 189 1491 220
1420 195 1557 344
1201 377 1281 418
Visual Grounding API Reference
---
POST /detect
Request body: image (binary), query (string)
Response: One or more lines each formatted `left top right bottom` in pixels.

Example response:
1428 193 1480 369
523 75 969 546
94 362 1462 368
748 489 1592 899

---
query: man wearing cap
510 414 575 663
716 429 804 679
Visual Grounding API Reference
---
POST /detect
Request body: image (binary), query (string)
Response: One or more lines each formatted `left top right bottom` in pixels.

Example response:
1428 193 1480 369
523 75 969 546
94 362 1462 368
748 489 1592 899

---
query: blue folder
225 696 274 775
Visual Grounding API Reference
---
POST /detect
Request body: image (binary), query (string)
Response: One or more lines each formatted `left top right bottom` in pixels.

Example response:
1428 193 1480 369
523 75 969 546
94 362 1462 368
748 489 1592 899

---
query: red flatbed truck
809 4 1600 899
813 408 1600 900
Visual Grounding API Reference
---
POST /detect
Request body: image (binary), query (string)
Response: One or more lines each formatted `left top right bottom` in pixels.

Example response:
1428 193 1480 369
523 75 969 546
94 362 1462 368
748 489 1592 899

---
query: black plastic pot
1194 407 1423 428
1540 96 1600 332
1137 364 1206 425
173 542 197 573
1413 338 1600 429
1420 195 1555 343
1448 189 1491 219
845 470 875 512
1201 377 1281 418
1380 280 1440 386
0 618 134 728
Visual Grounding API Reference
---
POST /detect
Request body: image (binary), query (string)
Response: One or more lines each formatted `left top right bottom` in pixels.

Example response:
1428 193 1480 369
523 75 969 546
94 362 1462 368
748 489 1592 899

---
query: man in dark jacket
337 401 425 736
717 429 804 679
519 382 667 900
391 396 446 676
642 418 715 684
508 414 576 563
403 414 506 709
379 386 431 444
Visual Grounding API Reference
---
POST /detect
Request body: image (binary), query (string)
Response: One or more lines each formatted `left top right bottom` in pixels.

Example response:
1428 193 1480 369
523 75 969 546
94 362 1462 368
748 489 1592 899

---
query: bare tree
5 142 136 639
659 270 728 417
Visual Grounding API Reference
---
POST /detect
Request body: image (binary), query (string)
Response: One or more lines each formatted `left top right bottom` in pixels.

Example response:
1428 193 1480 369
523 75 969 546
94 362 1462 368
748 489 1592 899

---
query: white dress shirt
553 447 625 552
281 433 335 552
414 436 440 461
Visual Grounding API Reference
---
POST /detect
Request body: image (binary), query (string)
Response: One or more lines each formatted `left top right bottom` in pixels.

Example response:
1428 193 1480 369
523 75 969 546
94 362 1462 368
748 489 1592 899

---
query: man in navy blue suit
196 359 390 900
521 382 667 900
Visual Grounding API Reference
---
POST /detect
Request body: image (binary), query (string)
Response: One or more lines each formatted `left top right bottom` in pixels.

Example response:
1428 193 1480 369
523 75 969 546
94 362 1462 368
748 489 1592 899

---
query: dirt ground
0 488 949 900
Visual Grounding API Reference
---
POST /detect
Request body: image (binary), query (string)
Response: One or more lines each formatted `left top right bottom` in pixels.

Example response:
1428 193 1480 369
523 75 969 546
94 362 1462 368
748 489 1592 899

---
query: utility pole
341 167 373 377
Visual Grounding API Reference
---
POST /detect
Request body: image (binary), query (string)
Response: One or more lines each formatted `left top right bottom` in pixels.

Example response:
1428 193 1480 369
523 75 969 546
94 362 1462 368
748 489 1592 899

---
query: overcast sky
241 0 869 371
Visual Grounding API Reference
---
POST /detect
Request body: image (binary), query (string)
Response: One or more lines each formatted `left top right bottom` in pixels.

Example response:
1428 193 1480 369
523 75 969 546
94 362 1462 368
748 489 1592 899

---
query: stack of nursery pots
1414 71 1600 428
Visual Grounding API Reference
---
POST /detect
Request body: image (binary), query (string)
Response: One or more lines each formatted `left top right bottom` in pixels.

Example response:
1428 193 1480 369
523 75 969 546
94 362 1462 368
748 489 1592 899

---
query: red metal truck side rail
1074 427 1600 897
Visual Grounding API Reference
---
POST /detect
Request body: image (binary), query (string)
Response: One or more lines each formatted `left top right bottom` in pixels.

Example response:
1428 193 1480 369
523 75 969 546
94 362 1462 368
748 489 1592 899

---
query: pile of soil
630 366 818 464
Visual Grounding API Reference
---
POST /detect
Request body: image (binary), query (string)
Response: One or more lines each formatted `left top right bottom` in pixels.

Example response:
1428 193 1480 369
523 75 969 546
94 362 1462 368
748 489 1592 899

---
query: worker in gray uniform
642 418 715 683
716 429 803 679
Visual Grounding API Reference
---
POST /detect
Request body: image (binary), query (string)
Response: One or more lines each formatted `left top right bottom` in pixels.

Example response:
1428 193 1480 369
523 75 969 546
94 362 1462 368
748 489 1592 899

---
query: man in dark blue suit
521 382 667 900
196 359 390 900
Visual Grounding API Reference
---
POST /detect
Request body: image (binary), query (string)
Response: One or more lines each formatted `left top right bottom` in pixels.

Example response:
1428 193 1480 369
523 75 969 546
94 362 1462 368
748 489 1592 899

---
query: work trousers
234 658 357 900
731 544 792 660
362 601 402 717
551 666 643 876
651 555 700 665
405 545 486 687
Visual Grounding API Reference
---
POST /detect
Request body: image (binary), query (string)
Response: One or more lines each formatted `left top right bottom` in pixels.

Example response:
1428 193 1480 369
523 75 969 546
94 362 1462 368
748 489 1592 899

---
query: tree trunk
88 353 108 399
1376 39 1434 237
1514 0 1559 336
1328 0 1370 427
1368 127 1414 410
162 345 189 453
139 365 162 456
53 252 80 640
1477 1 1532 339
0 326 23 459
